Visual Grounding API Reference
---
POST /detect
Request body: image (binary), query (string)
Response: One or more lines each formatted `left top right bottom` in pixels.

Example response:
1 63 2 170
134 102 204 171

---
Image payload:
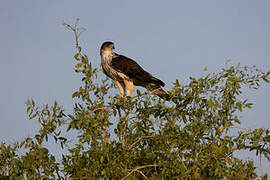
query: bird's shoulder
112 54 139 66
111 53 143 70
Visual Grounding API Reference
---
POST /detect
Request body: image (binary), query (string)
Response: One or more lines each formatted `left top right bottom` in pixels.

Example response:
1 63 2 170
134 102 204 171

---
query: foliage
1 20 270 179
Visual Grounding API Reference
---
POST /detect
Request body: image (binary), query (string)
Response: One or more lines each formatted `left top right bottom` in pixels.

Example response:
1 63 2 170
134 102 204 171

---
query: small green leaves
18 63 270 179
74 53 80 60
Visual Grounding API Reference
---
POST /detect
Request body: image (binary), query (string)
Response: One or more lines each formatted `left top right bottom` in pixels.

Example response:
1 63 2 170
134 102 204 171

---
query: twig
63 18 86 49
105 125 110 144
135 169 148 179
87 107 109 114
146 118 163 129
127 136 154 150
258 154 264 178
68 177 88 180
121 164 159 180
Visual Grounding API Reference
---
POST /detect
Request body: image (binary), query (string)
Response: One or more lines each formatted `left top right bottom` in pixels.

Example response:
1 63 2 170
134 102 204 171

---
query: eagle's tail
147 85 170 101
153 87 170 100
146 76 170 100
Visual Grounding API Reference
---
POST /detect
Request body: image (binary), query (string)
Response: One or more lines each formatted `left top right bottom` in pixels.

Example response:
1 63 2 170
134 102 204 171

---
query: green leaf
100 156 104 163
26 106 31 114
175 79 180 87
245 103 253 108
136 89 141 96
72 91 80 98
75 63 83 68
74 53 80 60
92 122 98 127
30 113 37 120
19 141 25 148
68 114 75 120
82 55 88 64
262 76 269 83
32 99 35 107
77 46 82 52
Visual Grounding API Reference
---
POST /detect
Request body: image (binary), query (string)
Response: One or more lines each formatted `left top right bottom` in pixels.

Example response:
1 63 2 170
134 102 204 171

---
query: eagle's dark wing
111 54 165 87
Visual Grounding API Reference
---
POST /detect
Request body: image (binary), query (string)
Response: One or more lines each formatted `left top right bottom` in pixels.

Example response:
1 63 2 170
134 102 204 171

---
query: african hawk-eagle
100 41 170 100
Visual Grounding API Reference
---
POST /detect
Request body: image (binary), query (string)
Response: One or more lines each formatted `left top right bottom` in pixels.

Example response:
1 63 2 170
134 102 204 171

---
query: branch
63 18 86 49
146 118 163 129
121 164 159 180
68 177 88 180
135 169 147 179
127 136 154 151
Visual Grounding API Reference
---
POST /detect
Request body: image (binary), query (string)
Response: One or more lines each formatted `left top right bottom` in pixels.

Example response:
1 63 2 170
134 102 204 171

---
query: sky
0 0 269 175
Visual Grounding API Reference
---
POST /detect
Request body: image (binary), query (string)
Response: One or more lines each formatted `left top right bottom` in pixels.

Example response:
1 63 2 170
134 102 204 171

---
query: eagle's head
100 41 115 56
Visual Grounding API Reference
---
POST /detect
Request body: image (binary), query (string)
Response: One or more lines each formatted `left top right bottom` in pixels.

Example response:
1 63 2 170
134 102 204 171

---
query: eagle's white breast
101 51 128 81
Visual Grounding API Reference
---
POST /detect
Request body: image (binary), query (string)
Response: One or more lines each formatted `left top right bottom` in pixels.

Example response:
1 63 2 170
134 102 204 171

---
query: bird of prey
100 41 170 100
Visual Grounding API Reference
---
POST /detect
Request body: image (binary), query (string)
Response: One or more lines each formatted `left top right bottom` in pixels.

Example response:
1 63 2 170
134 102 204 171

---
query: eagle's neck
100 50 119 80
101 50 113 63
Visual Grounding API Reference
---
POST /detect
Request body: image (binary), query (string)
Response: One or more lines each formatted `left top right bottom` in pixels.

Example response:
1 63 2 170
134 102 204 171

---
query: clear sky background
0 0 269 175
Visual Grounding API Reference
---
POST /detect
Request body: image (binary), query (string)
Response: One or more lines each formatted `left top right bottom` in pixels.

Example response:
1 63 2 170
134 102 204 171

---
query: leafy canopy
1 20 270 180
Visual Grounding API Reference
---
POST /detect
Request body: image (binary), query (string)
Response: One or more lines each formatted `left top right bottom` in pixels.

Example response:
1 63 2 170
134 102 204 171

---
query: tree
1 20 270 179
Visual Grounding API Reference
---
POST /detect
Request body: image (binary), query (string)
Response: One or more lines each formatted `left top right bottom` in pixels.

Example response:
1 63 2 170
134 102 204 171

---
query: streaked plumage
100 41 170 100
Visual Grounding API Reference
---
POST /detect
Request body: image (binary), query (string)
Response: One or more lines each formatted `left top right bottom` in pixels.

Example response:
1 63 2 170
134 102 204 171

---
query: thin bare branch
127 136 154 151
121 164 159 180
135 169 148 179
146 118 163 129
68 177 88 180
63 19 85 50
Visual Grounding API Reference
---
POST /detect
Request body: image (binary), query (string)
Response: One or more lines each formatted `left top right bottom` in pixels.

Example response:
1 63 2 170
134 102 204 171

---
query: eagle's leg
115 81 125 97
124 79 134 96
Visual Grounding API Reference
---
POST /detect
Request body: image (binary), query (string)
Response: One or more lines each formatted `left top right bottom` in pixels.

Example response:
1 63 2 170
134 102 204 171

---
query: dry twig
121 164 159 180
127 135 154 150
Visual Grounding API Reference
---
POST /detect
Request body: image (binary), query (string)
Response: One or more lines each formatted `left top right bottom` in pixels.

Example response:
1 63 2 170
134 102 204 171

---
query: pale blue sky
0 0 269 175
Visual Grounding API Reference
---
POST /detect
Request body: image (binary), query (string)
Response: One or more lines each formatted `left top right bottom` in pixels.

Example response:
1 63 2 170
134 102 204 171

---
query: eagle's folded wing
111 55 165 87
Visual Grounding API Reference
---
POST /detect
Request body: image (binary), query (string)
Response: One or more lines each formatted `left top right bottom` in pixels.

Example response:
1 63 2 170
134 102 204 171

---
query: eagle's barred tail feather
150 87 170 101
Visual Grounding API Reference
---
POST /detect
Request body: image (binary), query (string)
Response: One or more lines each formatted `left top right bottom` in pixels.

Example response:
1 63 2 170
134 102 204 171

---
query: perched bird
100 41 170 100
